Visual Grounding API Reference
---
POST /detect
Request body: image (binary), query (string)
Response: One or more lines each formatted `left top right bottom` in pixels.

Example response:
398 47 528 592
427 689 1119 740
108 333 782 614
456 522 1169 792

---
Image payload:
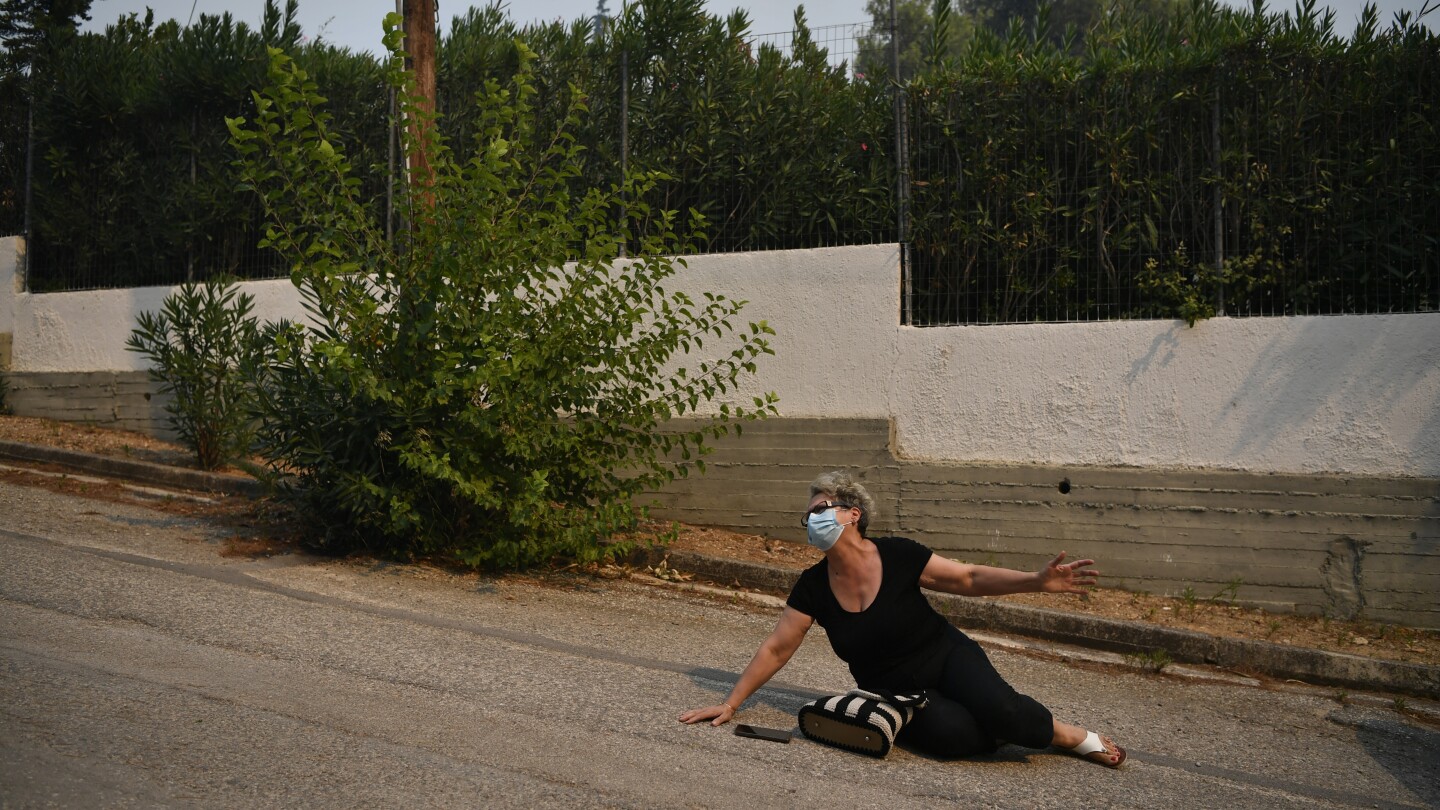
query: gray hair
809 470 876 537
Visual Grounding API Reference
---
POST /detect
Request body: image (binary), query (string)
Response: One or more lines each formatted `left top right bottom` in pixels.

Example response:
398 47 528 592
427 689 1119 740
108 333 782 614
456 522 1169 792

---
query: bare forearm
965 565 1043 597
923 551 1097 599
680 609 811 727
724 645 790 708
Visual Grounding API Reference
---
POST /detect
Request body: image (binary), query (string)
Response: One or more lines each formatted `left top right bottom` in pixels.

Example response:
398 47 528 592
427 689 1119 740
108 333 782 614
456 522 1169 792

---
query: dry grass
0 415 254 474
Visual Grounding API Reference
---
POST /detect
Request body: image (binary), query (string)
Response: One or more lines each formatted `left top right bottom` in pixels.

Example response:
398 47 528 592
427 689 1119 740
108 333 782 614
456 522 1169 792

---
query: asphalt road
2 479 1437 809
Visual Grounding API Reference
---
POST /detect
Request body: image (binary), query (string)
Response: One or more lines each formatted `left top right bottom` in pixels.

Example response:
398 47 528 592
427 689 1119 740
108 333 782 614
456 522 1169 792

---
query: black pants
892 627 1055 759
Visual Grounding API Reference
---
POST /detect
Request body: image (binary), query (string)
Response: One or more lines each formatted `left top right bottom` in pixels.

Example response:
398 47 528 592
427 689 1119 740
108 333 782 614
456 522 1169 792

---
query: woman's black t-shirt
785 536 952 689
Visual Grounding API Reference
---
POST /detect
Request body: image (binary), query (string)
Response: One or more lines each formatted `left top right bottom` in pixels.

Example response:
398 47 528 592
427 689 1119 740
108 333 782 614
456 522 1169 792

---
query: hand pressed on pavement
678 703 736 727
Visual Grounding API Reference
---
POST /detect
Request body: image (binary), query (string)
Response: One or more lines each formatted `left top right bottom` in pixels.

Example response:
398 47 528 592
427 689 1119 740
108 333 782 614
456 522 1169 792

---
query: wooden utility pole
402 0 437 205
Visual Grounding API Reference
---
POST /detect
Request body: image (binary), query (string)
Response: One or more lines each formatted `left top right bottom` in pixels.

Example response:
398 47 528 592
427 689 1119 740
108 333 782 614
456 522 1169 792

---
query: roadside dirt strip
2 480 1439 808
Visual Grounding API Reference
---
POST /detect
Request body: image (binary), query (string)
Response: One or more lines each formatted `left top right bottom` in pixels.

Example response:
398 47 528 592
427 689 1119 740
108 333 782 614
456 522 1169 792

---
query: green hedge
5 0 1436 324
906 0 1440 323
17 2 388 291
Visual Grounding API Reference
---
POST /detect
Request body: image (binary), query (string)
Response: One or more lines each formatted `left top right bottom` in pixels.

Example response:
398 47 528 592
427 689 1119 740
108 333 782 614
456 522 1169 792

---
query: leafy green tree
969 0 1101 41
861 0 922 79
0 0 92 74
226 18 777 567
0 0 92 235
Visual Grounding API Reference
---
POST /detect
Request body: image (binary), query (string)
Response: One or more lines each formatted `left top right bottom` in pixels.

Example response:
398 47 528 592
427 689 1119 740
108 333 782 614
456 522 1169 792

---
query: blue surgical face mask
806 508 851 552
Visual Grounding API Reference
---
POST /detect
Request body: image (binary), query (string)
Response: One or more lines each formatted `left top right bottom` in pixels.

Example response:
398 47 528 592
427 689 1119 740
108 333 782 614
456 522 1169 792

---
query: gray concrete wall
5 370 1437 628
5 370 175 439
647 418 1440 630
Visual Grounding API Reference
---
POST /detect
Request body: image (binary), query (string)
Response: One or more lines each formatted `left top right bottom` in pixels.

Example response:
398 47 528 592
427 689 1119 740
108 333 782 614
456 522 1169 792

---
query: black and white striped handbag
797 689 928 758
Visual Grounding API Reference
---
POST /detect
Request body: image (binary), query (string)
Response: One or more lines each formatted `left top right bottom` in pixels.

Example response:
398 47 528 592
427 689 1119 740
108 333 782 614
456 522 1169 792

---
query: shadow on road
1347 710 1440 807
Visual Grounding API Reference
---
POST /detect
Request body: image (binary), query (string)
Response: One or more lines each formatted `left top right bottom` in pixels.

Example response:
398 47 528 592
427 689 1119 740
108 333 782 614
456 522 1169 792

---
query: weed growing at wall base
1125 648 1172 673
226 19 777 568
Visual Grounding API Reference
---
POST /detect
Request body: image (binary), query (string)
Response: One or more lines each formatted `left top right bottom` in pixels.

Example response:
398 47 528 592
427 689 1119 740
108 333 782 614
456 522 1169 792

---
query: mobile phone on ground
733 724 792 744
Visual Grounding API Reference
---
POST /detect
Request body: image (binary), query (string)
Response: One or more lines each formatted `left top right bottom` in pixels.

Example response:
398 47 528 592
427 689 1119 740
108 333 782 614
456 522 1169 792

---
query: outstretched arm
919 551 1098 597
678 606 814 727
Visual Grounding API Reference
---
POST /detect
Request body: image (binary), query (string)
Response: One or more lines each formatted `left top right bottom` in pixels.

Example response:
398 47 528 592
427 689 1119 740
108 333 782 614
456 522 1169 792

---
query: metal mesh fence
747 21 872 68
9 13 388 294
21 147 292 292
905 52 1439 325
7 8 1437 325
907 74 1218 325
1218 58 1439 318
26 186 287 293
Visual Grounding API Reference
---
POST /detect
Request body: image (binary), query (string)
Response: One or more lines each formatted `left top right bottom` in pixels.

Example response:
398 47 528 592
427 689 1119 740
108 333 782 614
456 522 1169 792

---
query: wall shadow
1219 317 1439 477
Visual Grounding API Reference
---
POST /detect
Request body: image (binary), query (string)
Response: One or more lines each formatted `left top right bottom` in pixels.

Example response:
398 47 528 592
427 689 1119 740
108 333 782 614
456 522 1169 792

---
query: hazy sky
78 0 1435 54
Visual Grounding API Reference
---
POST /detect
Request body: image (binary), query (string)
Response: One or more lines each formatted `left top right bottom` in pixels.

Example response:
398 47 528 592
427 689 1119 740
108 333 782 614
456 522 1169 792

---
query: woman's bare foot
1075 733 1126 768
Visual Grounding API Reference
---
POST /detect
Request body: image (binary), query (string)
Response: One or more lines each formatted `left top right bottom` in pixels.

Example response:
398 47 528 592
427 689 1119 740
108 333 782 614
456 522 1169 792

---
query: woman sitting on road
679 470 1126 768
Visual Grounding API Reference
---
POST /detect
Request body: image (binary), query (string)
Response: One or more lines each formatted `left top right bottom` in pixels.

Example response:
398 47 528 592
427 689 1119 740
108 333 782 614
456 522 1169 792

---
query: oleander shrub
125 278 261 470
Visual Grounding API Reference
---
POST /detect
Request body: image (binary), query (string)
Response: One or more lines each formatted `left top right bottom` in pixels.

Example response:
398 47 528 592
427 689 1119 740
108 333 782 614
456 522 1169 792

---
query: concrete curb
634 546 1440 700
3 437 1432 700
0 440 265 497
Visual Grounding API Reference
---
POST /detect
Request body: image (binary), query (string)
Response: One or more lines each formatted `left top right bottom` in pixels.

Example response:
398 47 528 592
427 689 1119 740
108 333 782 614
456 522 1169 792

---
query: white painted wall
893 317 1440 476
4 236 1437 476
2 270 310 373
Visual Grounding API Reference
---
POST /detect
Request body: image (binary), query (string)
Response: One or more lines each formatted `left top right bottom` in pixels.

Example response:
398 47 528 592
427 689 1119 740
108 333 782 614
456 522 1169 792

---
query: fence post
21 83 34 293
387 83 396 243
619 46 629 259
889 0 911 324
188 111 197 282
387 0 399 245
1212 92 1224 317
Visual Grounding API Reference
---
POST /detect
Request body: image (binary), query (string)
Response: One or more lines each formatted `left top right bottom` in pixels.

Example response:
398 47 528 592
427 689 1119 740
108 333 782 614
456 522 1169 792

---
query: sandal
1077 734 1126 768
